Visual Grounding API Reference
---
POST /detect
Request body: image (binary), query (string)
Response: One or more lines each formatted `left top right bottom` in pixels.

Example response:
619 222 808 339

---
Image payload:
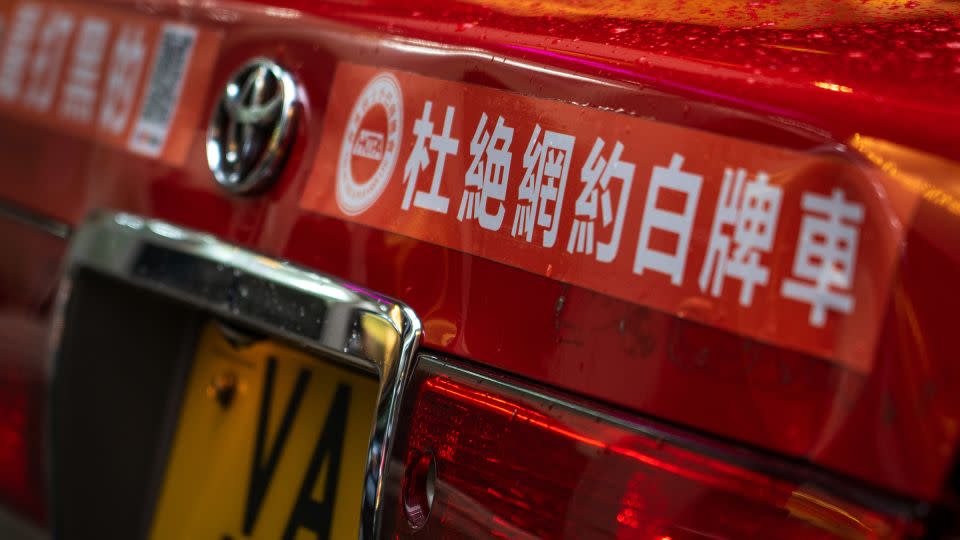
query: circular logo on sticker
336 72 403 216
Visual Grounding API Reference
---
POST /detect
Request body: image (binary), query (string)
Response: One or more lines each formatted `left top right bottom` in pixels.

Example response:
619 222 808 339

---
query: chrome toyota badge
207 58 298 194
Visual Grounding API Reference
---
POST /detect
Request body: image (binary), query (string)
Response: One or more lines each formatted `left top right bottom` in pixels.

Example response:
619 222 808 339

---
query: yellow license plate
149 322 378 540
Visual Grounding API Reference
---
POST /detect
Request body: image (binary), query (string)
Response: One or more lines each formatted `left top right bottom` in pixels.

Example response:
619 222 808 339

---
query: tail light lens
392 356 922 539
0 312 47 525
0 215 64 526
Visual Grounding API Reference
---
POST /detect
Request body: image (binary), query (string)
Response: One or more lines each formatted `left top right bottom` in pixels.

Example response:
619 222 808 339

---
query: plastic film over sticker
301 62 919 373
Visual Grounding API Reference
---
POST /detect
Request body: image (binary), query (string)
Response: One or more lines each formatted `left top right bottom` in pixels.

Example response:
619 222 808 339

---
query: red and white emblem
336 72 403 215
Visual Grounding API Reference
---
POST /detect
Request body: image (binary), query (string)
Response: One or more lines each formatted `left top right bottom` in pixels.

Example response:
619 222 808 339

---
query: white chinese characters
0 4 43 102
98 25 148 134
511 125 575 248
781 188 864 327
567 138 635 263
458 113 513 231
23 10 74 112
59 17 109 123
0 6 199 158
698 168 782 306
403 101 459 214
633 154 703 286
391 101 867 331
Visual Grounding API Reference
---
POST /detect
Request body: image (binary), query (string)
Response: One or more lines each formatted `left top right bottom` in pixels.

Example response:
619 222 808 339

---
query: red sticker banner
0 0 220 165
301 62 919 373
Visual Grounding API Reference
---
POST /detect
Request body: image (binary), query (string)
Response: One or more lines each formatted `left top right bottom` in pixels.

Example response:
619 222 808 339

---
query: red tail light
393 357 922 539
0 312 47 525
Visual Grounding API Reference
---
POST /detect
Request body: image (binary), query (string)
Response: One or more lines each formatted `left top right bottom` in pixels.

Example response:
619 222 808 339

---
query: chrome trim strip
0 200 71 239
51 211 421 539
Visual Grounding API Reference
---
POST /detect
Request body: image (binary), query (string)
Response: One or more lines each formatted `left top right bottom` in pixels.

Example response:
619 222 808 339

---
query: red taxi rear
0 0 958 538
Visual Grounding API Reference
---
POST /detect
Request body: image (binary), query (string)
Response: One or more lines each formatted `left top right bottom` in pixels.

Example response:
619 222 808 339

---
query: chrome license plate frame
50 211 421 539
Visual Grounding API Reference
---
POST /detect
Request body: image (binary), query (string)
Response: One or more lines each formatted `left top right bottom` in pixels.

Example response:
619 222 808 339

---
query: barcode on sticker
128 24 196 157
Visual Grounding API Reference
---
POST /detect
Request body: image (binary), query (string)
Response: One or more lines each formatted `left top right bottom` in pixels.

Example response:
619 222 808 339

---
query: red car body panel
1 0 959 527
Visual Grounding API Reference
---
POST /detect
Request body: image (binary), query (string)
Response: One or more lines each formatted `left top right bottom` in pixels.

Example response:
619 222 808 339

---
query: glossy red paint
270 0 960 161
0 0 958 516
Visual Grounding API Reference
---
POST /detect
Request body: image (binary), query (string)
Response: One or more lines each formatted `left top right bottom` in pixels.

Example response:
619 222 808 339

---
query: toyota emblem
206 58 298 194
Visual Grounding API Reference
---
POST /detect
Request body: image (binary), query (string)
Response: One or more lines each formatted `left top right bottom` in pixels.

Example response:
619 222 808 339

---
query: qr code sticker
128 24 196 157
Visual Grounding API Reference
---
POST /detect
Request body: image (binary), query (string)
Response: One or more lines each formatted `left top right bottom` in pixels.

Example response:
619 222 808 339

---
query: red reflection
426 377 783 496
399 374 915 539
0 373 43 523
